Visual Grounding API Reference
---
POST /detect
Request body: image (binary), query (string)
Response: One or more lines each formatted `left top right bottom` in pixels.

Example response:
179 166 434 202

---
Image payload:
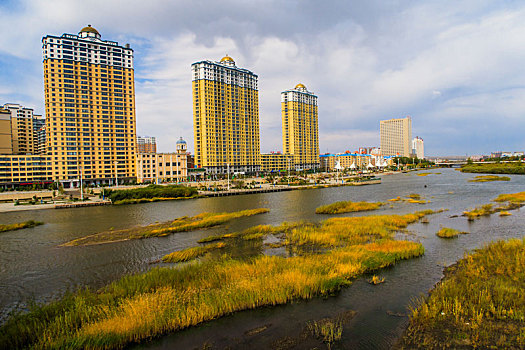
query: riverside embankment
1 168 524 349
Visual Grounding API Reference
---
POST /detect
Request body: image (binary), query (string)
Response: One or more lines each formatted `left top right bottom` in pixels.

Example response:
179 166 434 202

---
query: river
1 168 524 349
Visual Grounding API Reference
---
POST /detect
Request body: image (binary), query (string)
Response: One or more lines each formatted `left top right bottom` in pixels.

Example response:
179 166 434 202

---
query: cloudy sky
0 0 524 156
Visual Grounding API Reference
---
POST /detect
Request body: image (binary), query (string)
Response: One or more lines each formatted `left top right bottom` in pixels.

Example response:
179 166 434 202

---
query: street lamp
227 163 230 191
79 165 83 201
114 161 119 187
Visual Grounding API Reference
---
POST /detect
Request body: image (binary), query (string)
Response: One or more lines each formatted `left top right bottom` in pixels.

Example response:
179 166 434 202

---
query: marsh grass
463 191 525 221
460 162 525 175
0 220 43 233
162 242 226 263
315 200 384 214
1 210 434 350
499 211 512 216
389 194 429 205
399 238 525 349
0 240 425 350
61 208 270 246
469 175 511 183
436 227 469 239
369 275 385 284
106 184 198 203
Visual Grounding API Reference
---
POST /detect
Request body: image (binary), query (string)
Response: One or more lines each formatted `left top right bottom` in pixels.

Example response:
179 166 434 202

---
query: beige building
137 136 156 153
260 152 294 172
0 108 12 154
0 155 52 186
282 84 319 170
136 138 188 183
380 116 412 157
412 136 424 159
42 25 136 187
192 56 260 174
0 103 45 155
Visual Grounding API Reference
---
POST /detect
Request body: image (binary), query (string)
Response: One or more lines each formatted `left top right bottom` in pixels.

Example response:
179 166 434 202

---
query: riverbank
0 211 431 349
460 162 525 174
398 238 525 349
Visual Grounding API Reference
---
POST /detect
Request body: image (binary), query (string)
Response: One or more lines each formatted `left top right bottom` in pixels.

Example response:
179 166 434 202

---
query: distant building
260 152 294 172
0 103 44 155
192 55 260 174
137 136 157 153
412 136 424 159
0 155 52 187
136 138 188 183
380 116 412 157
281 84 319 170
0 108 12 154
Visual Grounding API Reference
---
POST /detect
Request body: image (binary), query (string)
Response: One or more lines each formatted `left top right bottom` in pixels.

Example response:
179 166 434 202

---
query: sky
0 0 524 156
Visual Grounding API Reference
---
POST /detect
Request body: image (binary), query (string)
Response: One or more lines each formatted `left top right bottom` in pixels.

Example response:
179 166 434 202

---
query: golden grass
162 242 226 263
61 208 270 246
369 275 385 284
469 175 511 183
499 211 512 216
436 227 469 239
400 238 525 349
1 241 424 349
315 200 384 214
0 220 43 233
389 196 401 202
493 191 525 204
1 211 433 349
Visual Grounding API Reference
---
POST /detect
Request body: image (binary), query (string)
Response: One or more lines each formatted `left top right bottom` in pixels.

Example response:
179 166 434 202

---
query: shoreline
0 169 424 213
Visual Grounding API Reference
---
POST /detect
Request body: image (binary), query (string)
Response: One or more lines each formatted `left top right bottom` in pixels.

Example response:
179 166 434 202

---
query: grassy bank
463 191 525 220
460 162 525 175
61 208 269 246
0 220 43 233
399 238 525 349
436 227 468 239
1 211 433 349
315 200 384 214
105 185 198 204
468 175 511 182
162 242 226 263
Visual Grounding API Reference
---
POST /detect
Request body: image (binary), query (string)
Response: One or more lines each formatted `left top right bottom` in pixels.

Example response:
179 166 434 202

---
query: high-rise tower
281 84 319 170
380 116 412 157
42 25 136 186
192 56 260 174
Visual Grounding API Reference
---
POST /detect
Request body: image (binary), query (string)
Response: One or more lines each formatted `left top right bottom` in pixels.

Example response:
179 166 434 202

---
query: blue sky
0 0 524 156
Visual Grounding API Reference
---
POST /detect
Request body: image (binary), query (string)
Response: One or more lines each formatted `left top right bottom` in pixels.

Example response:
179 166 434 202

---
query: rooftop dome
79 24 100 35
295 83 306 89
220 55 235 63
176 137 187 145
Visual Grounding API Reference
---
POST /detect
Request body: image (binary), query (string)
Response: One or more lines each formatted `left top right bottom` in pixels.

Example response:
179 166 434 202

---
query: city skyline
1 1 525 156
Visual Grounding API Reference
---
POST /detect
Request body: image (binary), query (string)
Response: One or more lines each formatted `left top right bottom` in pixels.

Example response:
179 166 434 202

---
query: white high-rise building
380 116 412 157
412 136 424 159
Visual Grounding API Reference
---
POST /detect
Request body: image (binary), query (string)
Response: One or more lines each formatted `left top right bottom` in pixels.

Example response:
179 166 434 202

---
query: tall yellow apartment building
282 84 319 170
192 56 260 174
42 25 136 187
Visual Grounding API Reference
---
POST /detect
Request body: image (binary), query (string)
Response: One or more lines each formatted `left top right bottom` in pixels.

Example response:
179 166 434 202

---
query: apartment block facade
192 56 260 174
281 84 319 170
137 135 156 153
136 138 188 183
42 25 136 187
0 103 45 155
260 152 294 172
380 117 412 157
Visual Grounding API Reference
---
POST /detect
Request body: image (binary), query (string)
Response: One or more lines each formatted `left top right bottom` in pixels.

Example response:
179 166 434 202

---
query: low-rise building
260 152 294 172
136 138 188 183
0 155 52 187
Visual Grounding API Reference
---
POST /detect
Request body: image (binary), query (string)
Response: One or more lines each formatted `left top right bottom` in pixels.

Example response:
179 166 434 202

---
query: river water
0 168 524 349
